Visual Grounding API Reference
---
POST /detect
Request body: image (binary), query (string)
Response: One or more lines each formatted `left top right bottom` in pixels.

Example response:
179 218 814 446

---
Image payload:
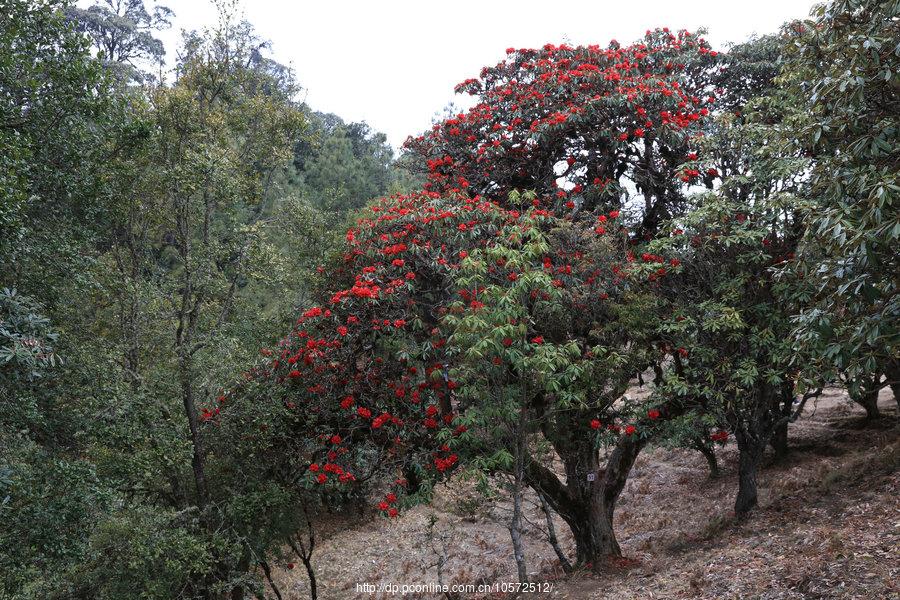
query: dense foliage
792 0 899 400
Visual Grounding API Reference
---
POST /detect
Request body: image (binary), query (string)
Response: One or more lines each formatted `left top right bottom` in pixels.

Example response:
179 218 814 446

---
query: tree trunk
180 353 209 508
886 359 899 411
509 487 528 583
565 502 620 564
525 460 622 564
509 407 528 583
849 374 882 420
692 437 720 478
174 192 209 510
301 557 317 600
538 492 572 573
260 561 283 600
287 511 318 600
734 429 764 516
526 433 645 565
856 389 881 420
770 383 794 460
769 421 788 460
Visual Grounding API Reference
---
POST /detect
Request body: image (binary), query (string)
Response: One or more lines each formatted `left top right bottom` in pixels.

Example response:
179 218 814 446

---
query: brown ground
271 387 899 600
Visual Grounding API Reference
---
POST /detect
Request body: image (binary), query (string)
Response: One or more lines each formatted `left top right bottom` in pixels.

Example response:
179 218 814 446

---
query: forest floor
271 387 899 600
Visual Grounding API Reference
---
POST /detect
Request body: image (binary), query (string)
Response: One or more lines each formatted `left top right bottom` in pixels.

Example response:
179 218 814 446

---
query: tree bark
849 374 882 420
260 561 283 600
734 429 764 516
769 421 789 460
525 433 645 564
301 557 317 600
509 485 528 583
508 406 528 583
886 358 899 411
855 387 881 420
769 383 793 460
287 510 318 600
538 492 572 573
565 501 620 564
692 437 720 478
180 352 209 508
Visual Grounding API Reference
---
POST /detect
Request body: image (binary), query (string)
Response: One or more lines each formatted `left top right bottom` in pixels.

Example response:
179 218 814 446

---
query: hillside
272 388 899 599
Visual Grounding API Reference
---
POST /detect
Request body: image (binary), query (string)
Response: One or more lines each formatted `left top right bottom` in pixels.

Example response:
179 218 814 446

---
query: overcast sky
152 0 818 149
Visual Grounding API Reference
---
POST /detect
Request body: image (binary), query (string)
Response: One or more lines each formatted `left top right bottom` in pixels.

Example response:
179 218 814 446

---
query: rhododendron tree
645 81 820 514
397 31 723 560
789 0 899 410
202 191 516 596
653 410 726 479
210 192 513 507
648 194 811 515
229 31 728 565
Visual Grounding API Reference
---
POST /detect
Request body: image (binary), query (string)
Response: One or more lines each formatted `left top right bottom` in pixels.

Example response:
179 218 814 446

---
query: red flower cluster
406 30 716 216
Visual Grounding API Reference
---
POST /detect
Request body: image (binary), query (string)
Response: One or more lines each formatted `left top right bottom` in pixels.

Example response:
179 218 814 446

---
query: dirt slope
271 388 899 600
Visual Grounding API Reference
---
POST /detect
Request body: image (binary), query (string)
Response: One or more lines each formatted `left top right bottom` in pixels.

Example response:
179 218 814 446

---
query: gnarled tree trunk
525 433 645 564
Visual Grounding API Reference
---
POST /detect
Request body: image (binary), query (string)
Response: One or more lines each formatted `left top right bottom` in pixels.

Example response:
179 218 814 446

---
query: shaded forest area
1 0 897 599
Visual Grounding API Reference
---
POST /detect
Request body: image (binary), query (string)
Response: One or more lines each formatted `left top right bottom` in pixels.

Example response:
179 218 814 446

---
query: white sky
152 0 818 149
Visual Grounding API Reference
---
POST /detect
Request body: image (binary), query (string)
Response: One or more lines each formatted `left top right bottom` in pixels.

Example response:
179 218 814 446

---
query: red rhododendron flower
711 430 729 442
